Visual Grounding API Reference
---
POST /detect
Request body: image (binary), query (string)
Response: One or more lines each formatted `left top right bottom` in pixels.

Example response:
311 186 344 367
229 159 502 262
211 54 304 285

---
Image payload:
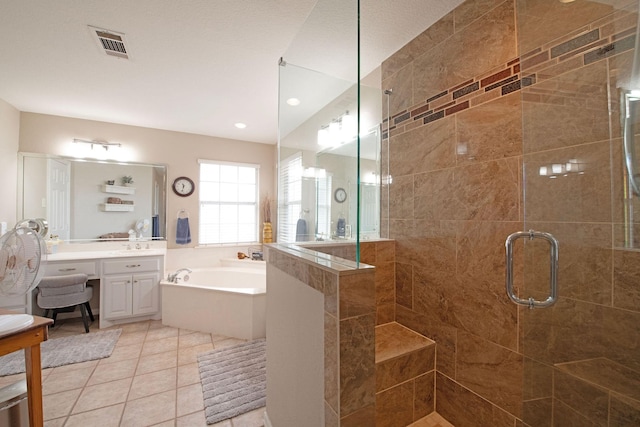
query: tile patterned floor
0 317 454 427
0 317 264 427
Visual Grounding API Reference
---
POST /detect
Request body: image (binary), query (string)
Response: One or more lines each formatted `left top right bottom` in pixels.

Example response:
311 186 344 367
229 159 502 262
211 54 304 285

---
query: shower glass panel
517 0 640 425
277 0 382 262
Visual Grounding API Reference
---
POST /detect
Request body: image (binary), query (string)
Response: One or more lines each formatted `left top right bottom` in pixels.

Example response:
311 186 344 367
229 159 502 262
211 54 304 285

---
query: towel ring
177 209 189 219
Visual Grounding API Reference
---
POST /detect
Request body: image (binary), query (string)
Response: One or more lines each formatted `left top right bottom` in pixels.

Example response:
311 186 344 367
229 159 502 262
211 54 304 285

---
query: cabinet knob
58 268 77 272
126 264 141 268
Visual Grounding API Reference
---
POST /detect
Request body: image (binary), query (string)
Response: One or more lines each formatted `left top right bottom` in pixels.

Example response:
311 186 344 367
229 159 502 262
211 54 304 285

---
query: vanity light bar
73 138 122 151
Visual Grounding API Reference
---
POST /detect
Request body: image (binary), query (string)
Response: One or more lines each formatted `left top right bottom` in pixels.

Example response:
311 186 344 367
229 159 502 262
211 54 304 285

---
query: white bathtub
160 261 266 340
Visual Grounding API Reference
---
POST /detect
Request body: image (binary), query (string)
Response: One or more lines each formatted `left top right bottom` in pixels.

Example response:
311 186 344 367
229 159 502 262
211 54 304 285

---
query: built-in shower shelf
102 184 135 195
101 203 135 212
554 358 640 401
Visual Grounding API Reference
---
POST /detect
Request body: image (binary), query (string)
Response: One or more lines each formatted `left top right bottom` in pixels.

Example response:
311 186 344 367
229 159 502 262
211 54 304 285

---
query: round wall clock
334 187 347 203
172 176 195 197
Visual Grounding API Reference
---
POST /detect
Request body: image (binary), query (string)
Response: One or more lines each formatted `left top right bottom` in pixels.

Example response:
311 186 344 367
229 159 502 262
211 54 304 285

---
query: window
199 160 259 244
277 154 302 242
315 175 332 239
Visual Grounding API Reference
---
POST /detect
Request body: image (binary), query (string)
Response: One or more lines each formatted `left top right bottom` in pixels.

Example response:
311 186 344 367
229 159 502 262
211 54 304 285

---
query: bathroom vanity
101 256 161 323
0 243 166 329
9 153 170 328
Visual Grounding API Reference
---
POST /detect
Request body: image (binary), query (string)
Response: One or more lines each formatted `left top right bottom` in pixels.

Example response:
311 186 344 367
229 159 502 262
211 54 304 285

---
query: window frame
198 159 260 245
277 153 303 243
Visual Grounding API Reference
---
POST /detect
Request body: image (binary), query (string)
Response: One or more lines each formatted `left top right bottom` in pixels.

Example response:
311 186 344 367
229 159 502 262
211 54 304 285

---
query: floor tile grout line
41 318 282 426
42 331 100 425
174 335 180 423
124 330 140 416
70 358 97 420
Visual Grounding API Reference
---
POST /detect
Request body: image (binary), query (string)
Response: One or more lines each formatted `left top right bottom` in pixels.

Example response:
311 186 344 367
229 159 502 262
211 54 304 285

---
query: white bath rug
197 338 266 424
0 329 121 376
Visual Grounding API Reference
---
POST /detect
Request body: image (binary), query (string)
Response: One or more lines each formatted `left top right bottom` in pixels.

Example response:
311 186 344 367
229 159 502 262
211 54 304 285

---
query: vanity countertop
46 248 166 262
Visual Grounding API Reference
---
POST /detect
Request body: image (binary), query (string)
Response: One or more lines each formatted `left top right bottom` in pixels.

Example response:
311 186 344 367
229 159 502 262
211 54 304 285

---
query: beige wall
18 112 277 249
0 98 20 229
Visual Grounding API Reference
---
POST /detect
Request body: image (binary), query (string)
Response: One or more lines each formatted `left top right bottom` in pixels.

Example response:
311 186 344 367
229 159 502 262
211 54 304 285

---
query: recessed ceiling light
286 98 300 106
235 122 247 129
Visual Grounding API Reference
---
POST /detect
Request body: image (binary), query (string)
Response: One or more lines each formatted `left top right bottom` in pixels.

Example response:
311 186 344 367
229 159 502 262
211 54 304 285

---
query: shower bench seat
375 322 436 426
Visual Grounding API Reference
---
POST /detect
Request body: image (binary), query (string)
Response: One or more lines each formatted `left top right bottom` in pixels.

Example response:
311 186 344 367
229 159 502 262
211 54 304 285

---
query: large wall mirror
276 69 382 243
18 153 167 242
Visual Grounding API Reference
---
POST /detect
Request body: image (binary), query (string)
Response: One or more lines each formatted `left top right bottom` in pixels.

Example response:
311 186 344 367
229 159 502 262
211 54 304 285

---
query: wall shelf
101 203 135 212
102 184 136 195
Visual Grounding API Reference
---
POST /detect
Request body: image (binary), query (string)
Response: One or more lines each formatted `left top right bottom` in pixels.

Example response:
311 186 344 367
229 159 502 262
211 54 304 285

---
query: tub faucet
167 268 192 283
248 247 263 261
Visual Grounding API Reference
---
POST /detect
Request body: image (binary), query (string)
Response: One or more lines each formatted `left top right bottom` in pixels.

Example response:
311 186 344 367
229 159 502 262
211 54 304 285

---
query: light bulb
317 128 330 146
329 120 340 138
341 112 357 142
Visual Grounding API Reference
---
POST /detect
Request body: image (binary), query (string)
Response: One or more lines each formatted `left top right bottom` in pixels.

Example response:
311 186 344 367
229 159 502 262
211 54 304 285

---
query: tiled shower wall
307 241 396 325
381 0 640 426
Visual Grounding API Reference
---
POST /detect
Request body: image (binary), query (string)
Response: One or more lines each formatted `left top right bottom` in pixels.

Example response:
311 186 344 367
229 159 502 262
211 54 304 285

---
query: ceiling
0 0 462 145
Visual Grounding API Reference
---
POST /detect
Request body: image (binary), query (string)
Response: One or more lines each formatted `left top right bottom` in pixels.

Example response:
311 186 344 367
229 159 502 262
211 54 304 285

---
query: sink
108 249 164 257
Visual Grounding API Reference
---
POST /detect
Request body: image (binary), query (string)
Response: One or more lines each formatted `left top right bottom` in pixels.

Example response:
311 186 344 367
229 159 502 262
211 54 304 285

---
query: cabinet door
103 274 133 319
132 272 160 316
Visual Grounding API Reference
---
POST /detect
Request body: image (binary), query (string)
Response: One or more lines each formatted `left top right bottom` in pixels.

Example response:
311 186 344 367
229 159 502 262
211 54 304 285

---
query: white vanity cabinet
17 247 165 328
44 260 99 278
101 256 162 327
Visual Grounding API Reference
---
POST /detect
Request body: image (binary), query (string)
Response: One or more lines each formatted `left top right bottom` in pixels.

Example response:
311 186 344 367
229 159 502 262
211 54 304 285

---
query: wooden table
0 309 52 427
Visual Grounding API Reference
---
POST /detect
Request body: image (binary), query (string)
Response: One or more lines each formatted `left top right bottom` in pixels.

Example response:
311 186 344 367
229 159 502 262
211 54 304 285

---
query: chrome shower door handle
505 230 559 309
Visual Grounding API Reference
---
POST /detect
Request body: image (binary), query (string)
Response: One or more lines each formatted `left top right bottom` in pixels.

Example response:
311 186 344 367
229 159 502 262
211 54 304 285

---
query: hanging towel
152 215 160 238
176 217 191 245
295 218 307 242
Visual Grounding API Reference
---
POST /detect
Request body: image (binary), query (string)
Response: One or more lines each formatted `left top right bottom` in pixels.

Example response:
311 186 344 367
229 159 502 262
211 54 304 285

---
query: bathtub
160 261 266 340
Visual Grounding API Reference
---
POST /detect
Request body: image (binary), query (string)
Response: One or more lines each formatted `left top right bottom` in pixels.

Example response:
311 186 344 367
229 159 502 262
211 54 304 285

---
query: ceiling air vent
89 26 129 59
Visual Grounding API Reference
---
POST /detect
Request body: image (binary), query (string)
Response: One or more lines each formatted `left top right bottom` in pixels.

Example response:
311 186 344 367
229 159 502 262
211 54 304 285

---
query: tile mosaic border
383 20 637 141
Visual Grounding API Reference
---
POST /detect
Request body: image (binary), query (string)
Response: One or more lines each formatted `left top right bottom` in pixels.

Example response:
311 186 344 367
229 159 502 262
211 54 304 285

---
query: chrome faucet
167 268 192 283
248 246 263 261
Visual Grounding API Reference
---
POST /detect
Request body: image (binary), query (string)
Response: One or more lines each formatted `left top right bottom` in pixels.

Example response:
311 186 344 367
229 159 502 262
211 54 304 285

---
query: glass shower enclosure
277 0 640 425
276 0 382 263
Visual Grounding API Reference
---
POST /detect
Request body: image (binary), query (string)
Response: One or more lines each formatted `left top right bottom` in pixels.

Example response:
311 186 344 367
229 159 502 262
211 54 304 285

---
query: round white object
0 314 34 336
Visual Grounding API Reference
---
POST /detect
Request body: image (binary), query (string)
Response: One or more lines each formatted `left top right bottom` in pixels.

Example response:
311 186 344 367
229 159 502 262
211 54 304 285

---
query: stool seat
36 274 94 333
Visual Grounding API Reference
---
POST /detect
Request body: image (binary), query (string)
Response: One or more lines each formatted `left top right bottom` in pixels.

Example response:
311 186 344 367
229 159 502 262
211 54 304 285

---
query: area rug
198 338 266 424
0 329 121 376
